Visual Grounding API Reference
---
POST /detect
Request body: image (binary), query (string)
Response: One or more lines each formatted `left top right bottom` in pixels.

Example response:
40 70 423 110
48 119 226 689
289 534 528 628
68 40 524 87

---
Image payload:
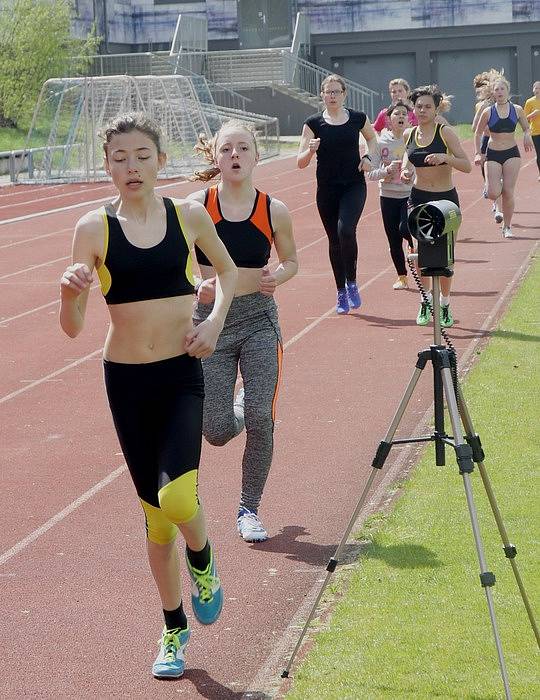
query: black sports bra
406 124 449 168
97 197 194 305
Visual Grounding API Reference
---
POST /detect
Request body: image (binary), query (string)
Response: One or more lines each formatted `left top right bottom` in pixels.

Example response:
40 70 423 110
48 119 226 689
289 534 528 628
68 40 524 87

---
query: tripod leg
440 366 512 700
281 362 427 678
455 384 540 648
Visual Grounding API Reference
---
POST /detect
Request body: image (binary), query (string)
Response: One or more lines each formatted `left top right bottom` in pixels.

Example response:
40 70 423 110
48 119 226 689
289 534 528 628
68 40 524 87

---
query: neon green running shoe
152 626 190 679
416 301 431 326
440 304 454 328
185 545 223 625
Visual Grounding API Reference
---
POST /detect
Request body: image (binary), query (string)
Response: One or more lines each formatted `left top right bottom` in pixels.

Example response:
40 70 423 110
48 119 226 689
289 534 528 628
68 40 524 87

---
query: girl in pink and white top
373 78 418 134
368 101 414 289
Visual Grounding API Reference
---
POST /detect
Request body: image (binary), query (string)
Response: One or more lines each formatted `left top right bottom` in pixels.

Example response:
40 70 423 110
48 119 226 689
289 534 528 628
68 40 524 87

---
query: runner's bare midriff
104 295 195 363
414 163 453 192
199 264 265 297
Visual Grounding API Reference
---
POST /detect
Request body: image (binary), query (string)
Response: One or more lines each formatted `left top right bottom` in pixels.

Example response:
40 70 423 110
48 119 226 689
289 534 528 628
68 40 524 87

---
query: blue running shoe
185 545 223 625
336 288 349 314
152 626 190 679
346 281 361 309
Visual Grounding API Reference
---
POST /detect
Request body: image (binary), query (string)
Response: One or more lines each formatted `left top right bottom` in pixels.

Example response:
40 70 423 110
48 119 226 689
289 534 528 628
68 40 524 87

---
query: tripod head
408 199 461 276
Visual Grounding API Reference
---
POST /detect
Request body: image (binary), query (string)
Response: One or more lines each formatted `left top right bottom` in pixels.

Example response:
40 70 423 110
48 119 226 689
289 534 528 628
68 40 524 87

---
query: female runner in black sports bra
59 113 237 679
401 85 471 328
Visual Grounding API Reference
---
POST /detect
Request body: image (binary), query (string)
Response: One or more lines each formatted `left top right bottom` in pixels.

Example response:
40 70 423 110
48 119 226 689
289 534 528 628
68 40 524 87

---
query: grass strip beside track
285 255 540 700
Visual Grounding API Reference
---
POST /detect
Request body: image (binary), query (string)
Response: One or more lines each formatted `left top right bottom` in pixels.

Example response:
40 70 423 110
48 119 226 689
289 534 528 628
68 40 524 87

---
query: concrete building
72 1 540 124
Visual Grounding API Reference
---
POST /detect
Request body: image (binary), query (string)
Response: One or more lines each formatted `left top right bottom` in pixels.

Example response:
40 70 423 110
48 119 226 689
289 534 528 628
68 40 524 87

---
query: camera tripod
281 271 539 699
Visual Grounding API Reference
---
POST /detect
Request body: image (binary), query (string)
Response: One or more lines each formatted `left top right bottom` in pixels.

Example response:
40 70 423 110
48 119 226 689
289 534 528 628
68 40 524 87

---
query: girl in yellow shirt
524 81 540 179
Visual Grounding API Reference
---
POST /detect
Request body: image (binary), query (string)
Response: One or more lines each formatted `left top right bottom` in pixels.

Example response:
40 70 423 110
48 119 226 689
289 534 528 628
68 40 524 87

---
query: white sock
422 290 432 303
440 295 450 307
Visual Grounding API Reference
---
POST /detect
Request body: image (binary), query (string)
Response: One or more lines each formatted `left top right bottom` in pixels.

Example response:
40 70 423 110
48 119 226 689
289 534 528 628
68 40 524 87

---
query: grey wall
313 21 540 123
238 88 316 136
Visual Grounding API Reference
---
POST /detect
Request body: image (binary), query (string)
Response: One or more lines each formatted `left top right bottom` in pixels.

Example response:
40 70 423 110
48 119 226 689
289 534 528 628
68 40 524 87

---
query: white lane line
0 465 127 567
0 195 341 325
0 348 103 405
0 284 100 325
0 158 304 226
0 227 72 250
283 264 394 350
2 182 529 590
0 255 69 280
0 183 114 211
0 259 391 566
0 181 184 225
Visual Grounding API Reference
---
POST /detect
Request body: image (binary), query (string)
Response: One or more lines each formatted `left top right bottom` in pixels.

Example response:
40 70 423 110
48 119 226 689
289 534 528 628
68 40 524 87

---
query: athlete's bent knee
158 470 200 525
140 499 178 544
203 421 236 446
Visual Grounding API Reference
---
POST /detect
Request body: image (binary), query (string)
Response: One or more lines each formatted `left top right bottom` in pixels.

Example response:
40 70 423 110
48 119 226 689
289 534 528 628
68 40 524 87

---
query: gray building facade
72 1 540 124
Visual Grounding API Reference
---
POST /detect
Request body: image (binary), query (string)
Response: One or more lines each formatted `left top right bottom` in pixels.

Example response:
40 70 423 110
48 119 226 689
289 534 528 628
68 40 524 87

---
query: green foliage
0 0 100 128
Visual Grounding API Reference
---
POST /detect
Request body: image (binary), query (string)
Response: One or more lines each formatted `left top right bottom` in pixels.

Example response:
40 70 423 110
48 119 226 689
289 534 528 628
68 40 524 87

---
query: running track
1 148 538 699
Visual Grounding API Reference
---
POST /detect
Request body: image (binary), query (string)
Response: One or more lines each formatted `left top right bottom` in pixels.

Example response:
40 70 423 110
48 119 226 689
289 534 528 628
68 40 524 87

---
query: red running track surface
0 149 538 698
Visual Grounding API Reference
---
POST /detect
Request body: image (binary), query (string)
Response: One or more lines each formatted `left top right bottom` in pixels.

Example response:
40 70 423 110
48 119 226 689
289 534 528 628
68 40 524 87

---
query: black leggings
380 196 414 276
104 353 204 507
533 135 540 174
316 178 367 289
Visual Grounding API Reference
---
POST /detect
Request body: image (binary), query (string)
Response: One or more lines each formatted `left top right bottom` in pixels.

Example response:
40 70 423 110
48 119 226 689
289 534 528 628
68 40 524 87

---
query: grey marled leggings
193 292 282 512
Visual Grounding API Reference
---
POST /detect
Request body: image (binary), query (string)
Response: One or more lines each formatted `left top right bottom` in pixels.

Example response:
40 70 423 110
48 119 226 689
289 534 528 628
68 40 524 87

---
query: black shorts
486 146 520 165
480 134 489 155
104 353 204 508
409 186 460 209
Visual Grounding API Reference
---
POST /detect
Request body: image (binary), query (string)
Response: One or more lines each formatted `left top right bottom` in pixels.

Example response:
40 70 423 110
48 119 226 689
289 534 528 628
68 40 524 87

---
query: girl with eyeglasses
297 74 377 314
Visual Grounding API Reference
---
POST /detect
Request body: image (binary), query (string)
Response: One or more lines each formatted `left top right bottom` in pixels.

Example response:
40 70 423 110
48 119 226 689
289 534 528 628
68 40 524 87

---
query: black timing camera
408 200 461 273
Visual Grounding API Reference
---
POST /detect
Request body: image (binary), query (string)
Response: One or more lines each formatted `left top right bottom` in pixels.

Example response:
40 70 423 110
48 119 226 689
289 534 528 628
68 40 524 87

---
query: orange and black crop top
195 185 274 268
96 197 194 305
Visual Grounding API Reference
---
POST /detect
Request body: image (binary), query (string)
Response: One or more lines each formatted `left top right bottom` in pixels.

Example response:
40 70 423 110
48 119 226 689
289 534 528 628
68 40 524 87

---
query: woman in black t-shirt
297 74 377 314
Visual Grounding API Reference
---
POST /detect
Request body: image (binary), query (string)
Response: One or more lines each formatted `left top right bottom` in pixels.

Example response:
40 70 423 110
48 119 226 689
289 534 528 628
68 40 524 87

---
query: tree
0 0 100 128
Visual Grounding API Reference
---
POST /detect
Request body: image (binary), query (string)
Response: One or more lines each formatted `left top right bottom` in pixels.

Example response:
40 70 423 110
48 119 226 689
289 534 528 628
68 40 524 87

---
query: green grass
0 124 479 155
286 255 540 700
0 124 57 152
452 123 473 140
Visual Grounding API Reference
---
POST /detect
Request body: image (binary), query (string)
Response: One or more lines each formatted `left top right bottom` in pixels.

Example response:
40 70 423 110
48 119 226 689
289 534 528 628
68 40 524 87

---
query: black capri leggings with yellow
104 353 204 545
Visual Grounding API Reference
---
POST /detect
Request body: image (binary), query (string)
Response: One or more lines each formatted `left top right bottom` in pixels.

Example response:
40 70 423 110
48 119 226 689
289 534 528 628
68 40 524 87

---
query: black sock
163 602 187 631
186 539 211 571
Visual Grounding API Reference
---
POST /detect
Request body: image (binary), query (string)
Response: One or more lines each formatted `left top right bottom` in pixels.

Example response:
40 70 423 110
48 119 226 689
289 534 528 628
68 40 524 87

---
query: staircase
172 47 376 116
168 12 378 116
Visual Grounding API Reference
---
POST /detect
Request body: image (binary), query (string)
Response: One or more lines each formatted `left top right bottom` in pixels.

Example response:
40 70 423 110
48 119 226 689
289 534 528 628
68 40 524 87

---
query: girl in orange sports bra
188 119 298 543
59 113 237 679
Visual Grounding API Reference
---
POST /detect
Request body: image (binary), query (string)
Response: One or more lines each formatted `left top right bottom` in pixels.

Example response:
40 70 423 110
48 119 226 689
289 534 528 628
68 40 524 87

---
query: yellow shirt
524 96 540 136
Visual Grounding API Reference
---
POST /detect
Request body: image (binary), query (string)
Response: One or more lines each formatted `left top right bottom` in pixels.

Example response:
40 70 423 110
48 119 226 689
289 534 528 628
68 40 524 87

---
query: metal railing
68 52 250 112
283 53 378 116
290 12 310 60
170 13 207 54
199 104 279 161
1 145 78 181
174 48 378 117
